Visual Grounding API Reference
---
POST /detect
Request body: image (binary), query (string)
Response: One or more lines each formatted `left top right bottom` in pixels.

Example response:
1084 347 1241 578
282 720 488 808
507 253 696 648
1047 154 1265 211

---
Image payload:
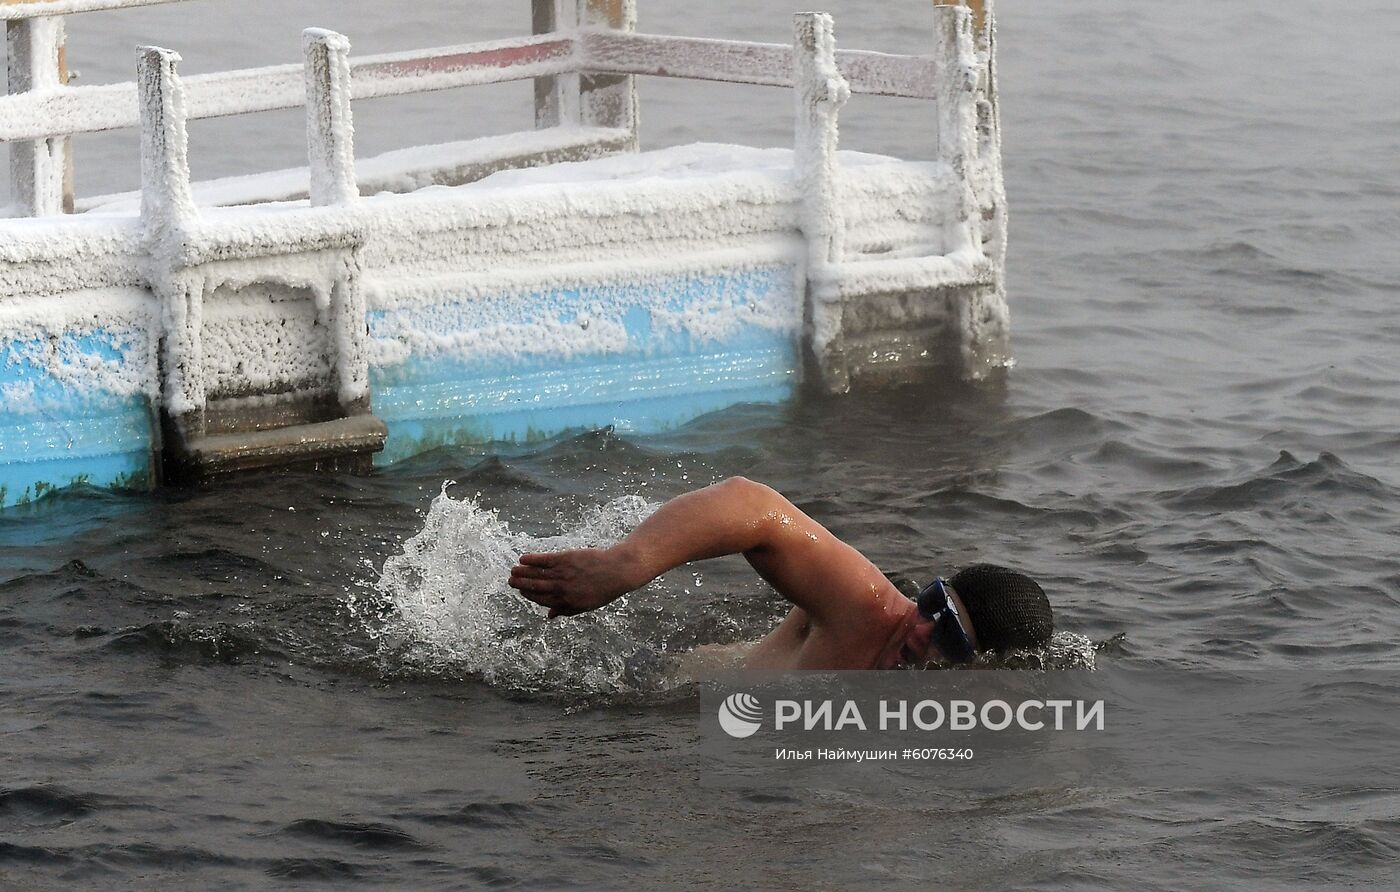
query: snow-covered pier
0 0 1007 506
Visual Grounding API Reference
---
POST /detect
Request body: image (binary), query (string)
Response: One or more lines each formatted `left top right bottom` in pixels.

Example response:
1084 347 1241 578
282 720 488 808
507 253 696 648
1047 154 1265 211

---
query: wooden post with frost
304 28 359 207
6 16 69 215
934 1 1011 377
533 0 636 146
138 45 198 236
941 0 985 35
578 0 636 140
932 3 979 256
137 45 204 440
793 12 851 394
303 28 371 414
532 0 570 128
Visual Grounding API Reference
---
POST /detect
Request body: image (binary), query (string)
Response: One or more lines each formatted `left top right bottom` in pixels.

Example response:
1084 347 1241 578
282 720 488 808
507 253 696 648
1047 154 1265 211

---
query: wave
101 619 286 665
0 785 102 830
1007 407 1128 443
275 819 430 851
1164 451 1389 512
391 800 546 829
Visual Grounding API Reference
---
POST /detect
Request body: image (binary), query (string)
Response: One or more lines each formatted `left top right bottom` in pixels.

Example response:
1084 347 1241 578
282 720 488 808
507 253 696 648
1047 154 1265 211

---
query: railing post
303 28 359 207
138 45 197 231
578 0 636 142
793 12 851 394
303 28 371 413
957 0 986 35
533 0 636 146
6 16 69 216
532 0 578 128
934 1 1010 378
137 45 203 431
968 0 1004 269
932 2 979 256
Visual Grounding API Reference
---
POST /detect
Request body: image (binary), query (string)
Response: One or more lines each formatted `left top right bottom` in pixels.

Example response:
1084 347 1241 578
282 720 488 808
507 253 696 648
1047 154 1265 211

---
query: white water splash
1045 631 1099 670
368 485 677 696
985 631 1099 671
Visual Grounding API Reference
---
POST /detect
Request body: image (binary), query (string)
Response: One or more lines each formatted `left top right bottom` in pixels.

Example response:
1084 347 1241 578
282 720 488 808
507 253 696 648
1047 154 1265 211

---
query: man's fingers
510 577 562 596
507 559 589 618
516 590 564 610
508 578 587 619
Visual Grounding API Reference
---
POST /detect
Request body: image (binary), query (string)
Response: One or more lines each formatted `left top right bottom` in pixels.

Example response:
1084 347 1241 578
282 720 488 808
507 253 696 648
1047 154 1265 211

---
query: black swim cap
947 564 1053 652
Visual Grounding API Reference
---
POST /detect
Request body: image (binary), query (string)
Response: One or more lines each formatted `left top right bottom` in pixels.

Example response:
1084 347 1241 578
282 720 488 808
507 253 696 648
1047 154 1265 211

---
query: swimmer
507 477 1053 669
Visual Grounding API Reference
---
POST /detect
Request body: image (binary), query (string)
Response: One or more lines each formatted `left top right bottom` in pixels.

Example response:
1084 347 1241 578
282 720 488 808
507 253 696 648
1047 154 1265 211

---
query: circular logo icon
718 692 763 738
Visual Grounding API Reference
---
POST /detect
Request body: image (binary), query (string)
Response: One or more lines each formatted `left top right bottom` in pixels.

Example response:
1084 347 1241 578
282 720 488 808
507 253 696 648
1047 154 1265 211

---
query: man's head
902 564 1054 664
947 564 1054 654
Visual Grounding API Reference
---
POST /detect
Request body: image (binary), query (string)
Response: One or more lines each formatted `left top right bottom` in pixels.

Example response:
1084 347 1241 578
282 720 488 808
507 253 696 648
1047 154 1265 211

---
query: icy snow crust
0 288 158 413
76 128 635 216
201 282 333 398
365 248 802 372
5 142 957 396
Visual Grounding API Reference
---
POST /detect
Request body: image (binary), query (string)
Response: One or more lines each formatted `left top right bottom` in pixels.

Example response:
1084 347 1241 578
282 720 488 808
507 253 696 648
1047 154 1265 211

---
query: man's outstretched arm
507 477 894 623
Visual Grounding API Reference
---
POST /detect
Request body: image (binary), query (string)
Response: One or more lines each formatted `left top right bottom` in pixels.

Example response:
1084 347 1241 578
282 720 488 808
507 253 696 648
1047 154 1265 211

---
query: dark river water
4 1 1400 888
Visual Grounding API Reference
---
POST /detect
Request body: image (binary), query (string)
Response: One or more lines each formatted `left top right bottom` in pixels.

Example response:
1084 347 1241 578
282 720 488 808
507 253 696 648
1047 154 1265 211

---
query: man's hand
507 546 644 618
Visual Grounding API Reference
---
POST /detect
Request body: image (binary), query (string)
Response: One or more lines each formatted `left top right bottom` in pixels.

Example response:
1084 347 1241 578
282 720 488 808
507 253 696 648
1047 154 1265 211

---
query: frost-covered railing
2 0 637 216
581 31 938 99
0 34 578 142
3 0 989 218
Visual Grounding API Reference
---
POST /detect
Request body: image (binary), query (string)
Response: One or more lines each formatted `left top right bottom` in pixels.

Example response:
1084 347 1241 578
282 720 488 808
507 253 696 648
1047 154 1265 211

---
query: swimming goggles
915 577 975 664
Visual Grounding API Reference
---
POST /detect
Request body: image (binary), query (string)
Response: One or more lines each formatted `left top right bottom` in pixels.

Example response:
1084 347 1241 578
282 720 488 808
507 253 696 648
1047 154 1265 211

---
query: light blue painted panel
0 266 802 504
368 266 801 462
0 331 154 508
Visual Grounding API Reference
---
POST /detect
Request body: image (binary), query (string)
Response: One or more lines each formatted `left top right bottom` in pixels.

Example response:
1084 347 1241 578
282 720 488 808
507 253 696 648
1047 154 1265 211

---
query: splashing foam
982 632 1099 671
368 485 676 696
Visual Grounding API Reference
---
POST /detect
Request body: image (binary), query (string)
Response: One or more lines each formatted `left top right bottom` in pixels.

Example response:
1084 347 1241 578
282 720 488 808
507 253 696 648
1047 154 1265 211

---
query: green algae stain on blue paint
1 326 156 509
368 267 801 462
1 267 801 506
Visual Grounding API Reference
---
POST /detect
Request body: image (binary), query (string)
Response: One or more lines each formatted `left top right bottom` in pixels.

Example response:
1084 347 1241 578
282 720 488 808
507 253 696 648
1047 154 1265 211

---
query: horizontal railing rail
0 28 940 144
0 33 578 141
580 31 938 100
0 0 185 20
